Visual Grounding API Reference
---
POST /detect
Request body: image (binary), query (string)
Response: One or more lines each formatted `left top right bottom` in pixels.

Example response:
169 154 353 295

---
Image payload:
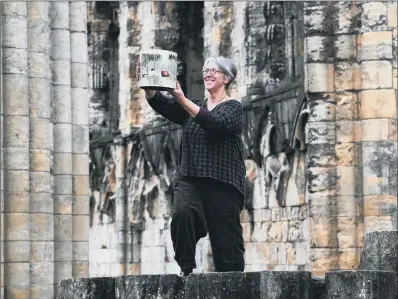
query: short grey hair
204 56 237 89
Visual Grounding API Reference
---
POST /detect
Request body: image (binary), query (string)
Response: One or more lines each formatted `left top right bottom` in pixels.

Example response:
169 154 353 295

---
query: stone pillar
359 1 397 233
27 2 54 298
304 2 338 277
0 4 4 298
1 2 31 298
70 2 90 278
51 1 73 286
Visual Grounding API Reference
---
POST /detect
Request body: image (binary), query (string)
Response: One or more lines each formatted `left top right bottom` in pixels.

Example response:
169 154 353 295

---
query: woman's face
202 61 229 91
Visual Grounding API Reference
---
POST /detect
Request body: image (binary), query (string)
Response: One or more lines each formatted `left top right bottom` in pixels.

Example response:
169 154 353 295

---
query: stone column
51 1 73 286
359 2 397 232
1 2 31 298
70 2 90 277
0 4 4 298
303 2 338 277
27 2 54 298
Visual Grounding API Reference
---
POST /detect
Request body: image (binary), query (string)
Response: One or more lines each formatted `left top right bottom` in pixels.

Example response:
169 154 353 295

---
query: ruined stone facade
87 0 397 280
1 1 397 299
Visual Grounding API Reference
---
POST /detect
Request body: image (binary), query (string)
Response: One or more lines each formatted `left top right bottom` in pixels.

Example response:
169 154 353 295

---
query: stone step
57 271 311 299
325 270 397 299
359 231 398 278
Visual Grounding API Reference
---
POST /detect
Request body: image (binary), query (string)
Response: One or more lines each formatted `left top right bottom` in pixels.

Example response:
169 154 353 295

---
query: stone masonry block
72 215 89 241
72 196 90 215
3 192 29 213
4 262 30 287
31 241 54 262
3 241 30 262
27 2 49 21
57 277 115 299
335 34 356 60
30 149 51 172
53 153 73 175
335 62 361 91
361 2 388 32
72 154 89 175
306 63 334 93
310 217 338 248
334 2 362 34
3 116 29 147
54 215 73 241
361 140 397 166
30 262 54 285
3 3 27 16
70 32 88 63
30 117 53 150
307 167 337 196
393 29 398 68
310 195 361 218
55 242 73 262
55 262 73 282
52 85 72 123
30 193 53 214
337 217 364 248
389 119 397 141
336 166 361 196
30 172 51 193
306 122 336 144
388 2 398 28
30 213 54 241
393 69 397 89
361 60 392 89
53 123 72 153
54 195 73 215
306 143 336 168
304 3 331 35
31 285 55 299
2 48 28 75
336 121 361 143
4 213 29 241
72 175 89 196
359 89 396 119
363 195 397 217
71 88 89 125
72 124 89 154
338 248 361 270
364 216 395 233
50 2 69 30
29 78 51 119
72 241 89 261
72 261 89 277
308 97 336 122
4 170 29 193
51 60 71 86
28 52 51 79
336 92 358 120
310 248 339 277
51 29 71 61
2 16 28 49
71 63 88 88
304 36 334 63
336 143 358 166
358 31 393 61
361 119 390 141
3 74 28 116
362 165 391 196
70 2 87 33
4 147 29 170
28 19 51 54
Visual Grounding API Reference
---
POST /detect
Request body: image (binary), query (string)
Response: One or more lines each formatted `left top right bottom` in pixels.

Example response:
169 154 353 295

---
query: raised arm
193 101 243 136
145 90 189 126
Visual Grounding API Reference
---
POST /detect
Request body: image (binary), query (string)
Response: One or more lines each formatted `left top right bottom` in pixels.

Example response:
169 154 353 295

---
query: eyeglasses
202 68 224 76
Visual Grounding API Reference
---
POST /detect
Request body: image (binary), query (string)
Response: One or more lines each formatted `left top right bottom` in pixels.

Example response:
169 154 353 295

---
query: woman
137 56 246 276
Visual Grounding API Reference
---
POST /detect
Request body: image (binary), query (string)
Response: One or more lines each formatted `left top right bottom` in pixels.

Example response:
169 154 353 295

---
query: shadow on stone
326 270 397 299
56 277 115 299
310 277 326 299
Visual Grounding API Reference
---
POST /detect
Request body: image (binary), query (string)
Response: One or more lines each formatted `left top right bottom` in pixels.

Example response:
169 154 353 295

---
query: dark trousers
170 175 245 272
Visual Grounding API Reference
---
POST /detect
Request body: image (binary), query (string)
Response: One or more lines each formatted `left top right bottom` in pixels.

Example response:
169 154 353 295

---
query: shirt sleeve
146 91 188 126
193 100 243 135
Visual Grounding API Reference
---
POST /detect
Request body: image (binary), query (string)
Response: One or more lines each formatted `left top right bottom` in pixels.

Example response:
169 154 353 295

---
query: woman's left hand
169 81 186 104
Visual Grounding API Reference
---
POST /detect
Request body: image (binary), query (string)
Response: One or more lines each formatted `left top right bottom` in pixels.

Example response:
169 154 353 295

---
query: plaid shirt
147 92 246 195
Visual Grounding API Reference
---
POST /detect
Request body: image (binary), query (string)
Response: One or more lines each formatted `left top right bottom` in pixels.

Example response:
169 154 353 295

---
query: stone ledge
326 270 397 299
57 271 311 299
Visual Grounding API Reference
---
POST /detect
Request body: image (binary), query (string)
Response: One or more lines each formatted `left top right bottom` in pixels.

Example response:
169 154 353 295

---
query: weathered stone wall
88 1 397 280
1 2 90 298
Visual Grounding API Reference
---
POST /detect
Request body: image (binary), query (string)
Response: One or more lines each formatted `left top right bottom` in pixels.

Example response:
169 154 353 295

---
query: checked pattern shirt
147 91 246 195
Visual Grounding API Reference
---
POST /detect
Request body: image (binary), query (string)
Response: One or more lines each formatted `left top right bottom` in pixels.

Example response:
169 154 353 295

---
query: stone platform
57 232 398 299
